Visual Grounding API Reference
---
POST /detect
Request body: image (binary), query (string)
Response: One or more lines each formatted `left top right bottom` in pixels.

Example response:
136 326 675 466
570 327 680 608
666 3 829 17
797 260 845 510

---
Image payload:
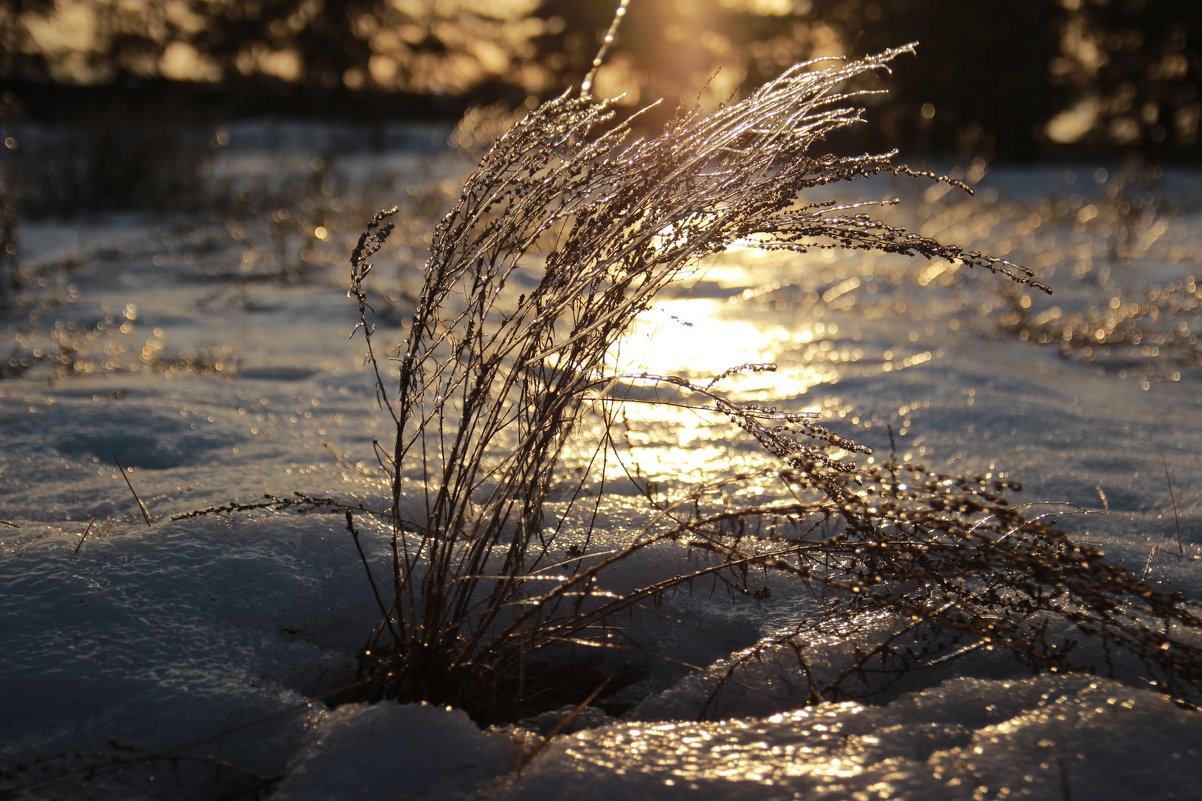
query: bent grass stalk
349 45 1202 721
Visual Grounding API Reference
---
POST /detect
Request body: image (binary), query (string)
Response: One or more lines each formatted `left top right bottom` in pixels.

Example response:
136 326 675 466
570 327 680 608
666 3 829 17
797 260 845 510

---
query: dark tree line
532 0 1200 161
2 0 1199 161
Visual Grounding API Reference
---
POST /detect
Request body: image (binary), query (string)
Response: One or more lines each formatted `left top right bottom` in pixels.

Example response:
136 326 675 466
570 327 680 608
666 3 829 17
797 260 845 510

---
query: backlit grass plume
347 41 1202 722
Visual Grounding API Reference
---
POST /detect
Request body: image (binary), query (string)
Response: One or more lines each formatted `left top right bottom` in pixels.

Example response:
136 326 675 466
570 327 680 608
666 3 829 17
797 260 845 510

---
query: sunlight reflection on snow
557 703 873 788
594 259 838 485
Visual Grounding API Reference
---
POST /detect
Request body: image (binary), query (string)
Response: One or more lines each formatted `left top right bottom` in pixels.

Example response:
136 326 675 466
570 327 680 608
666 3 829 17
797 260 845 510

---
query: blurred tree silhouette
810 0 1065 161
182 0 377 89
530 0 1199 162
1050 0 1200 159
2 0 62 304
4 0 1200 161
527 0 1057 158
1 0 57 82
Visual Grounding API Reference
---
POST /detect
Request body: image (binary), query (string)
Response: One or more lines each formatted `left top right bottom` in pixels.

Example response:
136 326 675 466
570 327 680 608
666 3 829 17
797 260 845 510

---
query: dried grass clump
689 453 1202 716
348 44 1202 722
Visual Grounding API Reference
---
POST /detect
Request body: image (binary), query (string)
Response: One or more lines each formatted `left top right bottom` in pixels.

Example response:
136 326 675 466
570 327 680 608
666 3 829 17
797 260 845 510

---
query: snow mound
506 675 1202 801
275 702 516 801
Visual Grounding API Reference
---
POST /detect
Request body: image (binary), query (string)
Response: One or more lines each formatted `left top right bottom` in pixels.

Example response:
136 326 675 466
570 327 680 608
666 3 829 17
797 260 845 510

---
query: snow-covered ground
2 129 1201 799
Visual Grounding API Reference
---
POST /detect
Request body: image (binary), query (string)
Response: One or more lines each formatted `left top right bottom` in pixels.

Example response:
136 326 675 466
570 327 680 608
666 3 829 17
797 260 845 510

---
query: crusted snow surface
2 145 1201 799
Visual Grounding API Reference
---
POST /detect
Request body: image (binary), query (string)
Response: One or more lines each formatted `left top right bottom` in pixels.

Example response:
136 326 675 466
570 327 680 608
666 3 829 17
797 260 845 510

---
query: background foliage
2 0 1199 162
